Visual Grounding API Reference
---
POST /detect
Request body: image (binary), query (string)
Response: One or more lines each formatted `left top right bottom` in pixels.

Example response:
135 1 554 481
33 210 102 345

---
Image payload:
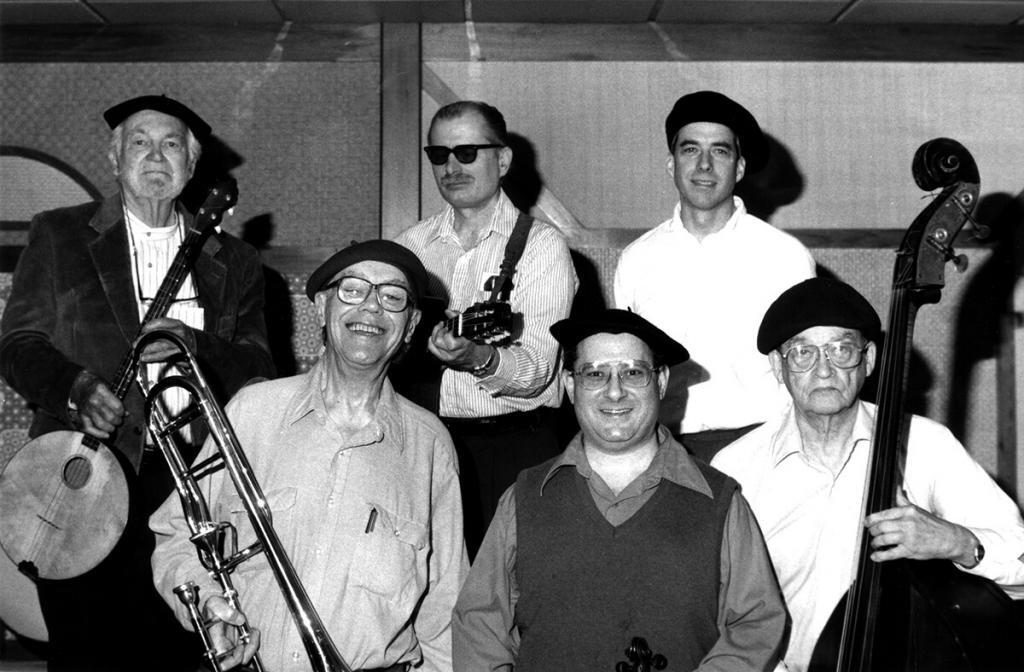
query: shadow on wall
815 264 936 419
179 135 243 214
736 134 806 223
241 213 297 378
947 192 1024 447
503 132 606 319
179 134 299 379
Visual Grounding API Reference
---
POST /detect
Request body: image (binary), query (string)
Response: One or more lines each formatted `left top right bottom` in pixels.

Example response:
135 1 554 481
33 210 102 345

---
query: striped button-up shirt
126 210 203 436
395 191 577 418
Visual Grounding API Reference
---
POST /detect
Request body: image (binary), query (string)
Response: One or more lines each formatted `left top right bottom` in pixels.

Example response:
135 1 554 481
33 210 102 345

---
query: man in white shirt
712 277 1024 672
615 90 814 462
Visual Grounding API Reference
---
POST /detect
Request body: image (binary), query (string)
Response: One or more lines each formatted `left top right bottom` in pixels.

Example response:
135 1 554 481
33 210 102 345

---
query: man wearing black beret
152 240 467 672
454 308 787 671
712 277 1024 672
614 90 815 463
0 94 273 670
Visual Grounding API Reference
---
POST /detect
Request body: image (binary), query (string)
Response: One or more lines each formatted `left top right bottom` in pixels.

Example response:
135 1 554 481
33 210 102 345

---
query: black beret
757 277 882 354
103 95 212 141
305 240 430 304
550 309 689 367
664 90 769 174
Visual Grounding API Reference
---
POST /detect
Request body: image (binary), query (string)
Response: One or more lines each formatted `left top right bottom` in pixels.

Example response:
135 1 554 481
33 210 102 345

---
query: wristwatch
972 541 986 567
470 346 497 377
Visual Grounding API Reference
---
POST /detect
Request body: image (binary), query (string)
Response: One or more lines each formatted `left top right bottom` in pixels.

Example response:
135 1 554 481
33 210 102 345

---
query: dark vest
514 458 736 672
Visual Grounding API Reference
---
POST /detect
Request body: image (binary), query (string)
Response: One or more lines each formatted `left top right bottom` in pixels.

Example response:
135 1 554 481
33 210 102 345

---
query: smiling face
428 111 511 212
771 325 876 421
667 121 745 218
111 110 197 207
562 332 669 456
315 260 422 376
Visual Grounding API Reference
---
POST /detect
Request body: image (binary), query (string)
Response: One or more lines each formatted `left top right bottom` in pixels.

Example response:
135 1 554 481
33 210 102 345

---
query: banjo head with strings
0 430 129 580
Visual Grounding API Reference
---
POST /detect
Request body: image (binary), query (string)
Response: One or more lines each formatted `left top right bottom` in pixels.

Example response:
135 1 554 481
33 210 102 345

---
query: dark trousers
443 408 563 560
37 449 200 672
677 423 762 464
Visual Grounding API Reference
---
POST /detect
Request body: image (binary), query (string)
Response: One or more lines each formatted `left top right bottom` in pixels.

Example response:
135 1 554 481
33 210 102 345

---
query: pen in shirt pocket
364 506 378 534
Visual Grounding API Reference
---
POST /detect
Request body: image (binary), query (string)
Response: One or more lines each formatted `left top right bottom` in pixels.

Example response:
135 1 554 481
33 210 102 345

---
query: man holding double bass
0 94 273 671
712 277 1024 672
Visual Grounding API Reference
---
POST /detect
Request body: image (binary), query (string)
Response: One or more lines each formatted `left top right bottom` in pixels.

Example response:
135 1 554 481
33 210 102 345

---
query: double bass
809 139 1024 671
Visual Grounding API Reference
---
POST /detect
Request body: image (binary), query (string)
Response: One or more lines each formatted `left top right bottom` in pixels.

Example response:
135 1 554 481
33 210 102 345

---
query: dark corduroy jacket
0 193 274 471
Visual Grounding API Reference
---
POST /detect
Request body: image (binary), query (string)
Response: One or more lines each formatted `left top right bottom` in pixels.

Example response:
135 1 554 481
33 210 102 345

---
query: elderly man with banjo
0 94 273 671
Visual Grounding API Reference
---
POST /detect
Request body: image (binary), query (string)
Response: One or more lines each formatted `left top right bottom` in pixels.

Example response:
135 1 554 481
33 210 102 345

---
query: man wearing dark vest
452 309 787 672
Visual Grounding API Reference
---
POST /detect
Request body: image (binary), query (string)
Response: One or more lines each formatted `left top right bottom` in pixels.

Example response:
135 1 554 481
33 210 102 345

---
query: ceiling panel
471 0 657 23
843 0 1024 24
279 0 463 23
0 0 103 24
1 0 1024 25
90 0 280 23
657 0 848 24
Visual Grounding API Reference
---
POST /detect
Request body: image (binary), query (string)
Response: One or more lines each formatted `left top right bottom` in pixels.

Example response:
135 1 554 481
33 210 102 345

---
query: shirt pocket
219 486 298 575
349 502 427 606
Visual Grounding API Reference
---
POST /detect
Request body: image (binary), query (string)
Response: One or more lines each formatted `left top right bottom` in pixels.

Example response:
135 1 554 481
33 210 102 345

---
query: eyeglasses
573 361 656 391
327 276 411 313
423 144 503 166
781 341 869 373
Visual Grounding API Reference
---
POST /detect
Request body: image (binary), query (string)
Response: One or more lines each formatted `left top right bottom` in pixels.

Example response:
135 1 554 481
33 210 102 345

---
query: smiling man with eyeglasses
712 277 1024 672
453 308 787 672
152 240 467 672
394 100 577 559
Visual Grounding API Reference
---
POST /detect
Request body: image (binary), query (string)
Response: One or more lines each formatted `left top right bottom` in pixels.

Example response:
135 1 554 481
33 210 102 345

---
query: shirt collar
538 425 714 498
426 189 517 245
669 195 747 239
768 399 874 468
282 359 405 452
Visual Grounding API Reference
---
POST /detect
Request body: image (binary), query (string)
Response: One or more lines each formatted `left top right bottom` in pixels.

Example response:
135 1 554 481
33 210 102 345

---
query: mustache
441 174 472 186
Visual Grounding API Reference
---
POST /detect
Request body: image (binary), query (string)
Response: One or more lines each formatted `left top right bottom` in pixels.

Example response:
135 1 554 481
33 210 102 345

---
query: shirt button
292 651 301 661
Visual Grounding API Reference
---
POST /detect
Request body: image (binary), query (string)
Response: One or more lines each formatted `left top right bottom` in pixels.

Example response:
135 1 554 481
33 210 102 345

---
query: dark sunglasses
423 144 503 166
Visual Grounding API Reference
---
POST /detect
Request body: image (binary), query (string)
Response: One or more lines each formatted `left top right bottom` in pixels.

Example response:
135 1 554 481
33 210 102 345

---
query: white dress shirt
712 400 1024 672
614 197 815 433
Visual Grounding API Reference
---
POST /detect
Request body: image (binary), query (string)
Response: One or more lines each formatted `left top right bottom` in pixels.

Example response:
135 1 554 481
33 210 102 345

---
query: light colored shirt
126 210 203 432
614 197 815 433
394 190 577 417
453 426 788 672
711 400 1024 672
150 360 468 672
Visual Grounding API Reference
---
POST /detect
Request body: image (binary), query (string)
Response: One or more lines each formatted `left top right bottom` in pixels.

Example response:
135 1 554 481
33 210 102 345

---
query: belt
360 664 409 672
441 407 551 434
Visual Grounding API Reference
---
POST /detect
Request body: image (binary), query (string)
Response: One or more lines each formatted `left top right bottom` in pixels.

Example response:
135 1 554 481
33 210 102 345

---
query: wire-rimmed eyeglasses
573 361 656 390
423 144 503 166
326 276 411 313
781 341 869 373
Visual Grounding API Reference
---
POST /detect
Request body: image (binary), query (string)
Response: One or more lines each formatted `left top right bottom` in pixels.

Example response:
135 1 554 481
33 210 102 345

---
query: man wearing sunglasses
394 101 577 559
614 90 815 464
453 308 787 672
151 240 467 672
712 277 1024 672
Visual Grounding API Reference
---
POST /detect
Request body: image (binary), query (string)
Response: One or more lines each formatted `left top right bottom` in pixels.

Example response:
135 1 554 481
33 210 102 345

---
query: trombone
134 328 351 672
